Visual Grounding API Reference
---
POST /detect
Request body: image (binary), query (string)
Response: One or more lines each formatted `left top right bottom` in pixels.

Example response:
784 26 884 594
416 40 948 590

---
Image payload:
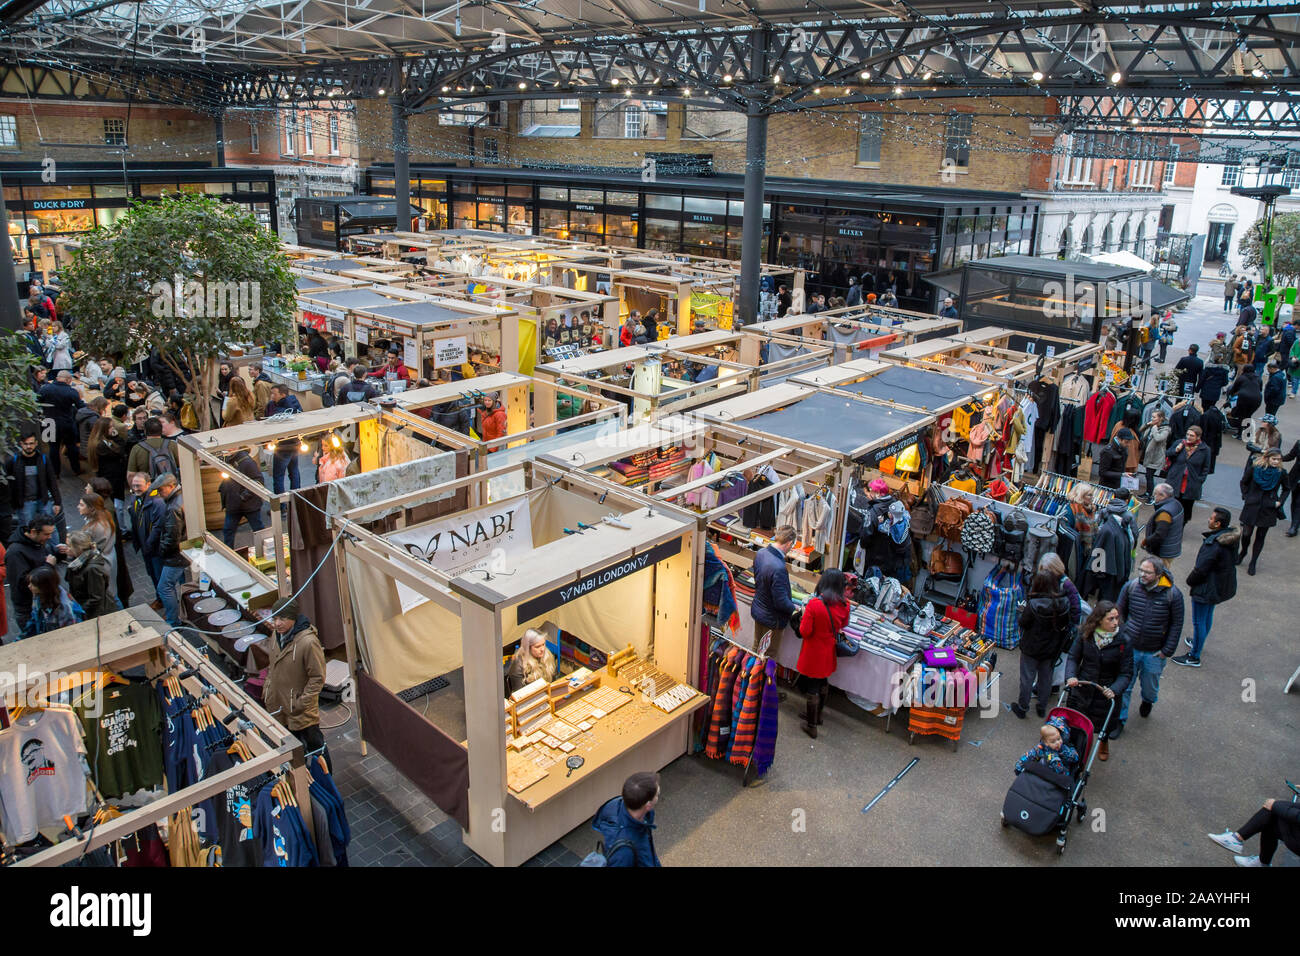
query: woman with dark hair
1165 425 1211 523
642 309 659 344
1238 449 1286 575
795 568 851 740
217 361 236 395
20 565 84 638
87 417 127 512
1065 601 1132 761
1013 570 1073 720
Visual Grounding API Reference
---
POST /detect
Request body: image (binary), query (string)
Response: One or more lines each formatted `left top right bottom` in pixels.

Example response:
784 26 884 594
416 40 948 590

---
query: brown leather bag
928 546 963 577
934 497 974 542
909 487 938 537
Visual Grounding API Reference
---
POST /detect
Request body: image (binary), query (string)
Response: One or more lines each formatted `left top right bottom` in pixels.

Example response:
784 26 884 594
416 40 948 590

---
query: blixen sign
516 536 682 620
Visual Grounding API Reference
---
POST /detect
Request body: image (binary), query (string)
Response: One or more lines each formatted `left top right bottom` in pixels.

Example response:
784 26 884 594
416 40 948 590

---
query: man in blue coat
590 772 661 867
751 525 798 647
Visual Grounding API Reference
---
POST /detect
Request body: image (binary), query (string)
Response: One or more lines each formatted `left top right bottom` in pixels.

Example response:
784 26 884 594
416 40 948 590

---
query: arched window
1082 224 1095 252
1102 222 1113 251
1059 225 1073 256
1119 221 1130 250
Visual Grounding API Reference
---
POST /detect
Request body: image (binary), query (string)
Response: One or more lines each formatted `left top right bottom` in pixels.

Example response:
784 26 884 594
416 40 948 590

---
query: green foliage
0 330 41 450
61 194 296 428
1240 212 1300 287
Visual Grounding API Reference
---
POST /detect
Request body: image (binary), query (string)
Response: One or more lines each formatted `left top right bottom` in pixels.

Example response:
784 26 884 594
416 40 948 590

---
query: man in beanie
263 597 329 763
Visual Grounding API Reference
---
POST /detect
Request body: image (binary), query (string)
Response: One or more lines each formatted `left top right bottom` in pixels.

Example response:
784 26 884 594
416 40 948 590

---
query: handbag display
929 546 963 577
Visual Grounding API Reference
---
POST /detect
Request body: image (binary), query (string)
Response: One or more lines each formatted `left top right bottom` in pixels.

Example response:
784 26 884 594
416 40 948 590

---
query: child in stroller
1015 716 1080 778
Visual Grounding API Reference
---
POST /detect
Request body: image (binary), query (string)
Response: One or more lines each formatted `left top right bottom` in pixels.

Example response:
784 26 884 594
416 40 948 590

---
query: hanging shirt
210 752 264 868
0 708 89 843
77 681 166 801
776 486 804 532
253 782 319 868
1017 396 1039 460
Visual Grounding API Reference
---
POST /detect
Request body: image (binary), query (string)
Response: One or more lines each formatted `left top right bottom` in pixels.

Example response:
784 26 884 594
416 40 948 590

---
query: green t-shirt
77 681 165 800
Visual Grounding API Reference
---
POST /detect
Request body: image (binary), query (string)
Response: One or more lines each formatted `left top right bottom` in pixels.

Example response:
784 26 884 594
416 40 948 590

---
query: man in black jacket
1097 430 1131 490
219 447 267 547
145 473 187 627
37 370 84 477
1173 507 1237 668
1115 556 1185 726
5 514 65 637
1172 344 1204 398
6 431 63 542
338 365 381 405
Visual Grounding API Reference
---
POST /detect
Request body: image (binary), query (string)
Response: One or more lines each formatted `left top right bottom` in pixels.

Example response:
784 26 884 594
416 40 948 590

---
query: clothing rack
1035 470 1115 508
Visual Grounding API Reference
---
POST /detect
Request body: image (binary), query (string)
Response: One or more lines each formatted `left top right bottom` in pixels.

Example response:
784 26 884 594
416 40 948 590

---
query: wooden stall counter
504 666 708 810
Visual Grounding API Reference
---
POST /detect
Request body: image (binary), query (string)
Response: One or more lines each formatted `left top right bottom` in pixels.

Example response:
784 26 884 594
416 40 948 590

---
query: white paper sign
1045 345 1056 358
433 335 469 369
356 325 369 346
385 496 533 613
403 337 418 369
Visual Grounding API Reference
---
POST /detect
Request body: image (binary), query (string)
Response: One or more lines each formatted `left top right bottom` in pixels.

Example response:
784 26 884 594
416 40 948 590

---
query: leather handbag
935 497 974 542
929 546 963 577
910 486 939 537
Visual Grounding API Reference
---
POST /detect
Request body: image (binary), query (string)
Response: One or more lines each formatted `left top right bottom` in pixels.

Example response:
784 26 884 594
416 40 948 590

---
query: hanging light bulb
1031 71 1044 82
1110 71 1122 83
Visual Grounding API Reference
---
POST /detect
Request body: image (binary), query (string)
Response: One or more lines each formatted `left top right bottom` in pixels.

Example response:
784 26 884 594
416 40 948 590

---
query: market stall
0 607 319 867
330 457 702 867
175 402 471 607
347 295 522 379
390 371 627 471
533 331 755 423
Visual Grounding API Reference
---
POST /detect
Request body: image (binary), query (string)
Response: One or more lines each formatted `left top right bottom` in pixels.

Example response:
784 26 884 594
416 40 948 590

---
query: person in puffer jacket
1115 556 1184 727
1015 716 1079 777
588 772 661 867
1012 570 1073 720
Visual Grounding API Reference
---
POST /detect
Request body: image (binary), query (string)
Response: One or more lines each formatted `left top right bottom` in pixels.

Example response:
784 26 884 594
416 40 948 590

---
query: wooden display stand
331 458 702 867
0 608 304 867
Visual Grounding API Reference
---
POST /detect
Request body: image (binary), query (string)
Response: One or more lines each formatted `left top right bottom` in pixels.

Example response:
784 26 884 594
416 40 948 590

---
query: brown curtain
357 670 470 828
289 484 345 650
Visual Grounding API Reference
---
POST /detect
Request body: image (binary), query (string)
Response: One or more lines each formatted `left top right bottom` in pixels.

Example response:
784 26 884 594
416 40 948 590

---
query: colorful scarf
704 647 743 760
729 656 768 767
1253 466 1282 492
750 659 780 777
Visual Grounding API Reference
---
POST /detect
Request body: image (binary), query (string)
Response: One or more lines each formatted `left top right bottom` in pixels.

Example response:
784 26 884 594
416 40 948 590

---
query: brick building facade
0 101 219 164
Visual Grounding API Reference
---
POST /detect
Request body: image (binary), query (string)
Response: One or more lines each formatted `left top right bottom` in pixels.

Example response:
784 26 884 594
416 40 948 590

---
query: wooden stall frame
330 457 703 866
2 611 302 868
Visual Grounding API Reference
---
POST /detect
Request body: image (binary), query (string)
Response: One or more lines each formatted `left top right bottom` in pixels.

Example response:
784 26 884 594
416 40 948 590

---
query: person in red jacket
478 393 508 450
796 568 851 739
367 346 412 384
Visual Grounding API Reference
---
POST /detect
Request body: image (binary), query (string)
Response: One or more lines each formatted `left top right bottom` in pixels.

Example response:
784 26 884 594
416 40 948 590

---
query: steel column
392 100 410 231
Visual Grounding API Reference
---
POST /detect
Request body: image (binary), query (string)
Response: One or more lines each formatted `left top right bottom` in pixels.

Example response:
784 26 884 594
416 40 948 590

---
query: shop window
540 186 567 202
857 113 883 166
104 118 126 146
943 114 972 169
644 193 681 211
0 115 17 149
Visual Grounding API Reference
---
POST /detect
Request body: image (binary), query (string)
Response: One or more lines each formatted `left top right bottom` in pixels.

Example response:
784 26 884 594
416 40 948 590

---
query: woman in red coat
796 568 851 739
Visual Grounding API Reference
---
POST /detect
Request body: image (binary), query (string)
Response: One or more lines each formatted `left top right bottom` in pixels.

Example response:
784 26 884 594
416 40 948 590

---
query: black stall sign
860 432 922 469
516 536 683 621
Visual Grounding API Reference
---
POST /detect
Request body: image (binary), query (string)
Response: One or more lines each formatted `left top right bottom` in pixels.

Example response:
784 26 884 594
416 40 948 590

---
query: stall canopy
831 365 981 409
299 257 373 272
735 391 930 457
302 288 409 311
365 300 487 326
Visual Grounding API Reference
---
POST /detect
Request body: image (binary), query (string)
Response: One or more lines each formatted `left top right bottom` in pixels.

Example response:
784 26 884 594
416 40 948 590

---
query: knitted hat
868 478 889 494
270 597 300 622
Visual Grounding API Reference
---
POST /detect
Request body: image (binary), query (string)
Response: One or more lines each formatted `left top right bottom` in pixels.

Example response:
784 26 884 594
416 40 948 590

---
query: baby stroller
1000 681 1114 855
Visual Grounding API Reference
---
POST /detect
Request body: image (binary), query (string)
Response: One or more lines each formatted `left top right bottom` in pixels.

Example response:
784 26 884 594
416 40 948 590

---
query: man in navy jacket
752 525 798 643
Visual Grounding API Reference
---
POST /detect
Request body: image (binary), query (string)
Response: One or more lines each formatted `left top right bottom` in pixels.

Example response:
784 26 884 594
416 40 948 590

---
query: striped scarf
704 647 743 759
729 656 768 767
750 659 780 777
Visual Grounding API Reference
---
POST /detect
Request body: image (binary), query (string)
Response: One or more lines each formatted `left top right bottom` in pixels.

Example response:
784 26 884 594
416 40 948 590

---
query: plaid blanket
729 655 767 767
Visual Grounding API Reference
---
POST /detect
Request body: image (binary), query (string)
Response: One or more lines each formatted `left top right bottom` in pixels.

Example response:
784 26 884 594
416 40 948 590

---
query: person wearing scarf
1065 601 1132 760
884 500 912 584
1238 450 1286 576
1164 425 1211 524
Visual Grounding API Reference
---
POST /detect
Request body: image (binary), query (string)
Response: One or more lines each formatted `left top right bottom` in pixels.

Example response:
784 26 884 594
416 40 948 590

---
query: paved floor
9 294 1297 865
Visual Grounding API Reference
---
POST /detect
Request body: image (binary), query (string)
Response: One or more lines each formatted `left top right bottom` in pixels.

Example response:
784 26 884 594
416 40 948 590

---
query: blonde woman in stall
505 629 559 695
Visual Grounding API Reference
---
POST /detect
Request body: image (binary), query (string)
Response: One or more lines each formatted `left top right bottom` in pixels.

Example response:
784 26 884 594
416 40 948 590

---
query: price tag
1105 369 1115 385
1045 345 1056 358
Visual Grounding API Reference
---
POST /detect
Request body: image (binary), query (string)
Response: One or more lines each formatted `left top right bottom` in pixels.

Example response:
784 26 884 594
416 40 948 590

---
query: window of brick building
283 113 296 155
857 113 883 166
329 115 340 154
943 114 972 169
104 118 126 146
624 106 644 139
1164 145 1178 184
1220 163 1240 187
249 122 259 153
0 115 16 148
302 114 313 154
